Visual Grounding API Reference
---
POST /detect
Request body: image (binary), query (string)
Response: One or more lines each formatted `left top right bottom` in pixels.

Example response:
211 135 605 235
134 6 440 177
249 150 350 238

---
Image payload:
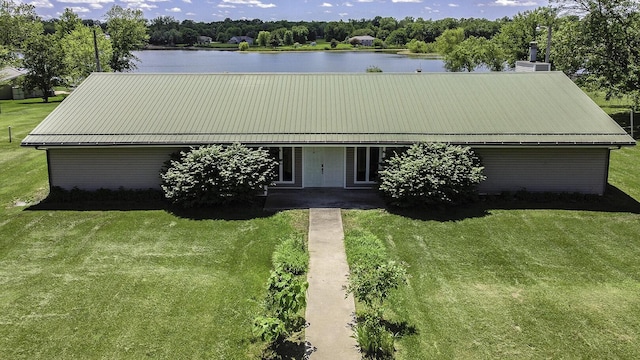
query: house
22 72 635 195
0 67 26 100
348 36 375 46
228 36 254 45
197 36 212 45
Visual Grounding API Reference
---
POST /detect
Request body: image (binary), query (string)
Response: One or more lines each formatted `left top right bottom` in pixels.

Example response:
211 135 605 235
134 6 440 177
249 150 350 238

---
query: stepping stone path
305 208 360 359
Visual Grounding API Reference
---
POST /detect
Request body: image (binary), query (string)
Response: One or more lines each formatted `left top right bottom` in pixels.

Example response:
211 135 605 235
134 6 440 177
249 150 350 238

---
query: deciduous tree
60 25 112 85
105 5 148 72
554 0 640 100
22 34 66 103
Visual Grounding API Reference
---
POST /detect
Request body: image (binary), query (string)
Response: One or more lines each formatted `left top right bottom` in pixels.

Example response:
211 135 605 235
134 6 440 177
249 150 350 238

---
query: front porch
263 188 385 210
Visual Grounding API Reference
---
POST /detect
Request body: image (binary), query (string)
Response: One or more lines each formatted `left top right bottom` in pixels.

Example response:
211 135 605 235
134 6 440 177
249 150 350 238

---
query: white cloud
166 7 182 12
183 0 192 3
339 12 348 16
56 0 113 3
344 2 353 6
70 6 90 12
121 0 158 10
222 0 276 8
29 0 54 8
218 4 236 8
391 0 422 3
493 0 537 6
356 0 373 2
185 11 195 15
321 2 333 7
448 3 459 6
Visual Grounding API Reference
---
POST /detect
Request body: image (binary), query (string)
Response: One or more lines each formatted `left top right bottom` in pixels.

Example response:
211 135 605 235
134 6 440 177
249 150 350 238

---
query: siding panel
476 148 609 195
49 148 179 190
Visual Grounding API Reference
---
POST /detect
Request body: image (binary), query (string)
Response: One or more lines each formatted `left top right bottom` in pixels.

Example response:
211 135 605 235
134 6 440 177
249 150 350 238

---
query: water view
132 50 446 73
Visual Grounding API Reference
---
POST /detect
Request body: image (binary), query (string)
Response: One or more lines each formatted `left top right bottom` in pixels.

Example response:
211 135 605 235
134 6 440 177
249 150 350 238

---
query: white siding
476 148 609 195
48 148 180 190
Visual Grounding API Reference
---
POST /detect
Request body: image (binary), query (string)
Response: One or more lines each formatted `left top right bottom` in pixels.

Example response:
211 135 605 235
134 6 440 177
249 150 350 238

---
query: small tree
160 144 278 207
330 39 338 49
283 30 294 46
256 30 270 47
238 41 249 51
378 142 486 206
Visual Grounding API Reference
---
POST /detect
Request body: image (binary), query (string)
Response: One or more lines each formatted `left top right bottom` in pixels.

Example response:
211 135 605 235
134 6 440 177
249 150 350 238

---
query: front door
303 147 344 187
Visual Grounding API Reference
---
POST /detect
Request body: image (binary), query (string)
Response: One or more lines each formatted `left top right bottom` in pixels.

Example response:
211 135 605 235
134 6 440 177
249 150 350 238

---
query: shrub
353 311 395 359
330 39 338 48
238 41 249 51
366 65 383 73
378 142 486 207
345 230 408 358
406 39 428 53
254 236 309 355
272 235 309 275
160 144 278 207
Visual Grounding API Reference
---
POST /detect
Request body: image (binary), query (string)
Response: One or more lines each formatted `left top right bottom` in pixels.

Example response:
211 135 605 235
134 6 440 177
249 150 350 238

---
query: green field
0 98 307 358
342 147 640 358
1 92 639 359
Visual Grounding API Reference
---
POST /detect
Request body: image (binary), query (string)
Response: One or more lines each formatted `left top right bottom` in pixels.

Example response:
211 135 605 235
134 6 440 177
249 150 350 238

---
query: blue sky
24 0 543 22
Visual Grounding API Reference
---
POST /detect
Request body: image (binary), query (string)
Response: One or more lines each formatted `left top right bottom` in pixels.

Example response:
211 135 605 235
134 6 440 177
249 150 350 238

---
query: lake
132 50 447 73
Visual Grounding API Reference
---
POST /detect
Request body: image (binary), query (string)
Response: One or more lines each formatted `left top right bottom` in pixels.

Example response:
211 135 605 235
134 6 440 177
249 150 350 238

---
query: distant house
228 36 254 45
22 72 635 195
0 67 26 100
197 36 212 45
348 36 375 46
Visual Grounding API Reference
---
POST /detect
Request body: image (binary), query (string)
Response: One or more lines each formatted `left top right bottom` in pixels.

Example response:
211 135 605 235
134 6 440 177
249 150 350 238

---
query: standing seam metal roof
21 72 635 147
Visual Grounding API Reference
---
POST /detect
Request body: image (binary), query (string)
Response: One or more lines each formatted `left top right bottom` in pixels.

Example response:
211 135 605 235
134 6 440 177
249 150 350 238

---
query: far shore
142 44 442 59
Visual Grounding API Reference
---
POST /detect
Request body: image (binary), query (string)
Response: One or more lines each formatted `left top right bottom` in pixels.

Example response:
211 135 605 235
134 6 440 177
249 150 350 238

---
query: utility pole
545 25 551 64
93 27 102 72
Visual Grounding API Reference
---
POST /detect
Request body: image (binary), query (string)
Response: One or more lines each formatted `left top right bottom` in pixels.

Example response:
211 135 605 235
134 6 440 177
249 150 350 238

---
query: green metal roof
22 72 635 147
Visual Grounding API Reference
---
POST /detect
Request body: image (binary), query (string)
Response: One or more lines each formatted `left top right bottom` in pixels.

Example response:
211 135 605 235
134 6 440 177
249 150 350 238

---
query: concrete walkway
305 208 360 359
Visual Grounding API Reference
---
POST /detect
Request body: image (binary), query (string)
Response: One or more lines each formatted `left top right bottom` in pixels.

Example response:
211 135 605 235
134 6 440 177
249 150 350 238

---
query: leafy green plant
253 236 309 355
345 230 409 358
366 65 383 72
264 269 308 322
353 311 395 359
378 142 486 207
160 143 278 207
347 260 408 309
253 316 287 343
238 41 249 51
272 235 309 275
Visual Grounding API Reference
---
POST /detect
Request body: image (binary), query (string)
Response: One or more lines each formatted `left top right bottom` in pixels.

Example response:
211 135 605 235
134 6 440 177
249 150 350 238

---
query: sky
23 0 545 22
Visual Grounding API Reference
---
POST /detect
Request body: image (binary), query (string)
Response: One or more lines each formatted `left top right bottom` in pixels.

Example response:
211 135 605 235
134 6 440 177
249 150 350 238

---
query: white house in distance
22 72 635 195
348 36 375 46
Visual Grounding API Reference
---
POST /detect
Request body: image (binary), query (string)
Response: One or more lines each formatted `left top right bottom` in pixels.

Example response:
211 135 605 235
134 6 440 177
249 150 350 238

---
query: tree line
1 0 639 106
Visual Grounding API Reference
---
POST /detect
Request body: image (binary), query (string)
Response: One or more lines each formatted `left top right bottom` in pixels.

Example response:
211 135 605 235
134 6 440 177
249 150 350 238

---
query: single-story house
0 67 26 100
22 72 635 195
197 36 212 45
228 36 254 45
348 36 375 46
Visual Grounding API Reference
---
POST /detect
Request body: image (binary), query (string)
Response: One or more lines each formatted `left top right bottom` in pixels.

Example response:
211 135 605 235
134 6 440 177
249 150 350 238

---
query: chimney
529 41 538 63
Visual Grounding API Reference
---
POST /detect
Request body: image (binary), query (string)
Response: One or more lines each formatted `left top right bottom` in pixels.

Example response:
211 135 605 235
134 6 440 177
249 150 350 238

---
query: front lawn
343 146 640 359
0 98 307 358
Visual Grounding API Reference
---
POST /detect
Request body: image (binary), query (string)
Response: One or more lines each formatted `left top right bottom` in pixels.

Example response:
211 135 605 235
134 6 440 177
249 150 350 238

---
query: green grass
0 98 308 359
343 146 640 359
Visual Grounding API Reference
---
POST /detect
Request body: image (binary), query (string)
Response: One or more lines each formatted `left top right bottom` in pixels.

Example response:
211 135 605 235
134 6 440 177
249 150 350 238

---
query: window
355 147 381 183
270 147 294 183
